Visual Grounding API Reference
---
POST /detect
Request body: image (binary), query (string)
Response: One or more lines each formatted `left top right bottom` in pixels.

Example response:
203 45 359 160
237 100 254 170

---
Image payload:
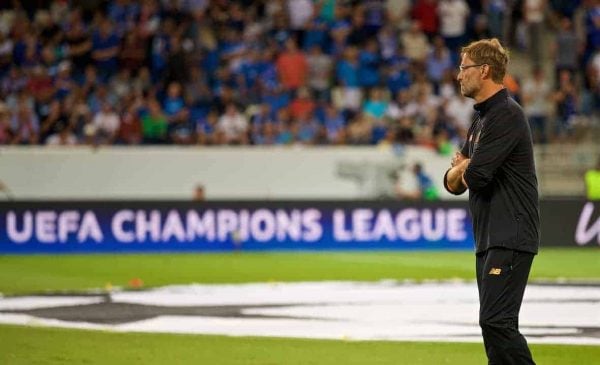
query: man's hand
451 152 467 168
446 154 470 194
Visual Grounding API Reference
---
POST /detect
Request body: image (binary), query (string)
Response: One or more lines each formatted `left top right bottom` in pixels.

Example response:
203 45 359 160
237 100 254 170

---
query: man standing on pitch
444 38 539 364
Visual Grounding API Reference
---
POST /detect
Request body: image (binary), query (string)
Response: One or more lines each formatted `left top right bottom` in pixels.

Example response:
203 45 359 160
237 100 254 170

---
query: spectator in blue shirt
337 46 360 87
14 33 41 70
323 103 346 144
150 20 172 83
197 109 222 145
257 47 280 93
92 18 120 81
236 48 263 103
163 81 185 118
303 15 330 51
295 111 320 145
358 39 382 88
397 162 440 200
425 36 454 94
54 61 75 100
386 51 413 96
363 87 388 120
269 13 293 49
363 0 386 37
262 85 291 117
107 0 140 36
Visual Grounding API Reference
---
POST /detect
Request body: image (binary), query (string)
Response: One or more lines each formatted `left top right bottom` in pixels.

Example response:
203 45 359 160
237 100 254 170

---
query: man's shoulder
488 97 526 122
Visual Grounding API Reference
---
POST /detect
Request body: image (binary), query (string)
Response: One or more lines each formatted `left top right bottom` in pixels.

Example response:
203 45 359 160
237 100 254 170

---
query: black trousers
476 248 536 365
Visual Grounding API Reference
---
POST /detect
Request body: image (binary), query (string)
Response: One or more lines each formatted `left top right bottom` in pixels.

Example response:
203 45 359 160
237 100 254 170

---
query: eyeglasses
458 64 486 72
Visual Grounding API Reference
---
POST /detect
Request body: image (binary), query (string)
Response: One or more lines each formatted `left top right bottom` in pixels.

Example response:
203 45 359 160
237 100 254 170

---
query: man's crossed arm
444 152 470 195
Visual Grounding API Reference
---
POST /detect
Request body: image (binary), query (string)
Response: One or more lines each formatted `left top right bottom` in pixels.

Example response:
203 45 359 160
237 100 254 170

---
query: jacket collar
473 88 508 115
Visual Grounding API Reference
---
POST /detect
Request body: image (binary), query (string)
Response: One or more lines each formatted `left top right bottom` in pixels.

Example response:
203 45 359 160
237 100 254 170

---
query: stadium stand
0 0 597 150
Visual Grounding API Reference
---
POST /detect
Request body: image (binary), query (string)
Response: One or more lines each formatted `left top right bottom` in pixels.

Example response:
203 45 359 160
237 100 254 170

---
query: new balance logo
575 203 600 246
489 268 502 275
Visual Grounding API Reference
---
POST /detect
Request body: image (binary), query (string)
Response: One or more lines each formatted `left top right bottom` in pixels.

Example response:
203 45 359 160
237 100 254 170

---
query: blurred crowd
0 0 598 149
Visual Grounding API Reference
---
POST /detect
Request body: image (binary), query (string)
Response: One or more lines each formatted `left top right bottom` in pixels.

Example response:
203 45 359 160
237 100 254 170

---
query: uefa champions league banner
1 200 596 254
0 201 475 254
539 200 600 248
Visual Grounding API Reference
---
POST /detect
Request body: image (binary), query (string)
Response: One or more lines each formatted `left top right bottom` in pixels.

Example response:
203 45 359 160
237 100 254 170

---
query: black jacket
445 89 540 254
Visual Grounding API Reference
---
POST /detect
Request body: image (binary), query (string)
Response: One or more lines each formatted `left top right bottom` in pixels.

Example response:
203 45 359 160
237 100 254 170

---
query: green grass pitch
1 248 598 294
1 324 599 365
0 247 598 364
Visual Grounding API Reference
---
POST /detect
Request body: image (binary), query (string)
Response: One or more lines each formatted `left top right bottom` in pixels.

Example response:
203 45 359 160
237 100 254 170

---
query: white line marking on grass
0 281 598 345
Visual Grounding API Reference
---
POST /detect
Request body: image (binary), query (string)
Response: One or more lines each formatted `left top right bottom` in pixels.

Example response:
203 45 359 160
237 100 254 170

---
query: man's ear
481 66 488 79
